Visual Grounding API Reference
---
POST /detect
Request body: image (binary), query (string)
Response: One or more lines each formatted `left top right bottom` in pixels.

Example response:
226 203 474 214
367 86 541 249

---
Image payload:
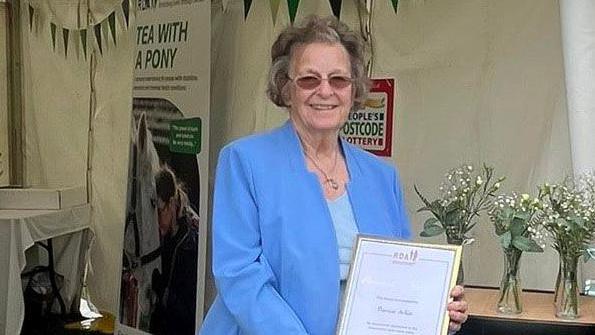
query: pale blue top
327 192 359 281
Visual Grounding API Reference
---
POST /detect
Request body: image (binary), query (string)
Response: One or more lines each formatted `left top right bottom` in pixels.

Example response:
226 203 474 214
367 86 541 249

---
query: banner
116 1 210 334
341 78 395 157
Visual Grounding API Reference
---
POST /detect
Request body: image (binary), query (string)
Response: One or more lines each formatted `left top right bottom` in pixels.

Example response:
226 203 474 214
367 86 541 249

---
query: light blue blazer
199 121 411 335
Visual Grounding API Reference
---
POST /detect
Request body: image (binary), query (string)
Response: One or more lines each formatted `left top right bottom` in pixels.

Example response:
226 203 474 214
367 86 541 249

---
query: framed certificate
337 235 462 335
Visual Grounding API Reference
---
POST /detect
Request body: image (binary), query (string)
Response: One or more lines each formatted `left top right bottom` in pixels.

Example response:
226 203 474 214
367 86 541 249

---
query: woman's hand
447 285 468 333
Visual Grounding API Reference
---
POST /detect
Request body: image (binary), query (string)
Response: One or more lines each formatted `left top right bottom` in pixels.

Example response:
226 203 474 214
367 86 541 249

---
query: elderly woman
200 15 468 335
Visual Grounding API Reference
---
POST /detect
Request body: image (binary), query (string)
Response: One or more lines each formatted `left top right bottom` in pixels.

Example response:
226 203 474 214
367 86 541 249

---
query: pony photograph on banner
119 99 201 335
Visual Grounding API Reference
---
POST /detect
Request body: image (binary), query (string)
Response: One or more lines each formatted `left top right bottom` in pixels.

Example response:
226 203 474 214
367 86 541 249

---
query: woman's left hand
447 285 468 333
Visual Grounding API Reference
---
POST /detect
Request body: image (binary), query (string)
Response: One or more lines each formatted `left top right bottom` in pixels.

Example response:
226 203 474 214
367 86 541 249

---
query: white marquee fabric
209 0 587 309
560 0 595 175
20 0 134 313
17 0 594 317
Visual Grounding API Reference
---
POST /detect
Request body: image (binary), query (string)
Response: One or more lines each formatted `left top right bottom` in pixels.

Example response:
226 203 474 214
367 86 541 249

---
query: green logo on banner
169 118 201 154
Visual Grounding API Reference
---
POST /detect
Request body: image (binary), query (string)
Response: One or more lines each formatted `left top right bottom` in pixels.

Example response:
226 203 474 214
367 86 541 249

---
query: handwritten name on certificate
337 236 461 335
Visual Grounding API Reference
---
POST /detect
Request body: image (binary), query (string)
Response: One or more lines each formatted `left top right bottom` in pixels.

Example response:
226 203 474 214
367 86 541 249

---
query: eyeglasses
287 75 353 90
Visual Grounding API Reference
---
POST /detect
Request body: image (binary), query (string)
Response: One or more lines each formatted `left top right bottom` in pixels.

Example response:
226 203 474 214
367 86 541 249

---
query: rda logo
393 249 418 263
137 0 159 11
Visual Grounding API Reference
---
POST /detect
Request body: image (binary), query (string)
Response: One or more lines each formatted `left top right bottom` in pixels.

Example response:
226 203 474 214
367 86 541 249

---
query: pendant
327 178 339 190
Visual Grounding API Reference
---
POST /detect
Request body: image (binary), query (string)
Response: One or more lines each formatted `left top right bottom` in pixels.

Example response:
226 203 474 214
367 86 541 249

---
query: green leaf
445 209 461 227
514 211 530 221
500 231 512 249
424 217 440 228
417 206 431 213
420 223 445 237
500 207 514 220
445 201 459 214
510 218 525 237
414 185 432 208
494 221 507 236
512 236 543 252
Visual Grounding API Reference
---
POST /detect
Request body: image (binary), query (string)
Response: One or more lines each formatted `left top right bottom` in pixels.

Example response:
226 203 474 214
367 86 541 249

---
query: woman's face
158 199 176 235
287 42 354 136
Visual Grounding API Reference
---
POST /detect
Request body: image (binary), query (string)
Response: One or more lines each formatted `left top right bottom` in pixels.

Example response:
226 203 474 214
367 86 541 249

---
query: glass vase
554 251 580 319
447 236 464 285
497 248 523 314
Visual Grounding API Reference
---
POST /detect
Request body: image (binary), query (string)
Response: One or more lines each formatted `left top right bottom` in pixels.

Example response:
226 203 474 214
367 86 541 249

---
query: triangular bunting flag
222 0 231 12
122 0 130 27
287 0 300 23
244 0 253 19
329 0 342 18
94 23 103 54
28 5 34 30
108 12 117 45
269 0 281 24
390 0 399 13
62 28 69 57
50 23 57 50
80 29 87 60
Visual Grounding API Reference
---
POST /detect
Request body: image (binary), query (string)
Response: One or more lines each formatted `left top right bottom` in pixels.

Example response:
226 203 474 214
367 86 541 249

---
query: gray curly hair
266 15 369 111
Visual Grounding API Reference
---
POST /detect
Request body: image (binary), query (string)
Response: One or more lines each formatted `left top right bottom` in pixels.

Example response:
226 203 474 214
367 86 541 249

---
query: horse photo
120 113 162 330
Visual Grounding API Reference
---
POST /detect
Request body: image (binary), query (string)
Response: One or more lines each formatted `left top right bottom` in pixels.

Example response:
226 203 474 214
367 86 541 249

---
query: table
0 205 92 335
459 286 595 335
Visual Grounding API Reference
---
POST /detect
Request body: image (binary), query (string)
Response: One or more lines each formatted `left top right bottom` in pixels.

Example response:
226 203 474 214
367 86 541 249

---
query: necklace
303 148 340 190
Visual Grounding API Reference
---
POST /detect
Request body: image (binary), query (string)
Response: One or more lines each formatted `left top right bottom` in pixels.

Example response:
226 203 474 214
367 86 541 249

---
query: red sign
341 78 394 157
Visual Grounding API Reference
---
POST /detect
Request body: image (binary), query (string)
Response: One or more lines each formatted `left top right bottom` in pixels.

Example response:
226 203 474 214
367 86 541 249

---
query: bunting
329 0 342 18
108 12 117 45
237 0 399 24
244 0 253 19
222 0 231 12
28 5 34 29
62 28 69 57
122 0 130 27
269 0 281 24
50 23 57 50
390 0 399 13
287 0 300 23
27 0 132 59
80 29 87 60
94 22 103 55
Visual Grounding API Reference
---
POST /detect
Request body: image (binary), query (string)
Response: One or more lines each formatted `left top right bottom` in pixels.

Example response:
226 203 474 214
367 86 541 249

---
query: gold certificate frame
337 235 462 335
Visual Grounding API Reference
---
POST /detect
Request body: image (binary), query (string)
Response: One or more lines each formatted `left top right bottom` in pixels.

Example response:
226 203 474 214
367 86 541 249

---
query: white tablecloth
0 204 92 335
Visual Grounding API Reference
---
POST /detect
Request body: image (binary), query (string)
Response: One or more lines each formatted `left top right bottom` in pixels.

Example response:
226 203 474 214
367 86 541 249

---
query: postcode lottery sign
341 78 394 157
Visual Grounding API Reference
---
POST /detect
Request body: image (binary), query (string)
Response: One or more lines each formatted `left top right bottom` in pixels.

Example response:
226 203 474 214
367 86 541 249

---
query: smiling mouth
310 104 338 110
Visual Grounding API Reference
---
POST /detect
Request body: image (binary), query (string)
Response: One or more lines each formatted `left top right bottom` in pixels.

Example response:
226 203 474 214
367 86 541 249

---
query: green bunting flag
244 0 253 19
62 28 69 57
222 0 231 12
94 23 102 55
390 0 399 13
27 0 130 59
287 0 300 23
121 0 130 27
28 5 34 30
108 12 117 45
50 23 57 50
269 0 281 24
329 0 342 18
80 29 87 60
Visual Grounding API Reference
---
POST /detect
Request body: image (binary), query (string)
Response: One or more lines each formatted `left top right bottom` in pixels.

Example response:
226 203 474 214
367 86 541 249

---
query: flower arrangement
490 193 546 253
415 164 504 245
538 172 595 319
488 192 545 314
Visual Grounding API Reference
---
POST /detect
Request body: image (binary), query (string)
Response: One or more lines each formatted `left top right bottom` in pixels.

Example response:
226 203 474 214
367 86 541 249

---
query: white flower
476 176 483 185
